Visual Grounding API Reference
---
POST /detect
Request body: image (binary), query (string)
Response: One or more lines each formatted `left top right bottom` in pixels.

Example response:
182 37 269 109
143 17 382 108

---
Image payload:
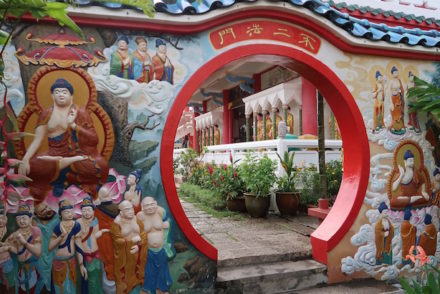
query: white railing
173 139 342 176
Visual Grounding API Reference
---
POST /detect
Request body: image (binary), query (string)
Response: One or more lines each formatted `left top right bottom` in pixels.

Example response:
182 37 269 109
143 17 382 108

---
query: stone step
215 259 327 294
218 250 312 268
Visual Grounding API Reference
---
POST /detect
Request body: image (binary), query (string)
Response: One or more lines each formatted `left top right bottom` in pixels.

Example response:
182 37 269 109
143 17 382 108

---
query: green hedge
178 183 226 211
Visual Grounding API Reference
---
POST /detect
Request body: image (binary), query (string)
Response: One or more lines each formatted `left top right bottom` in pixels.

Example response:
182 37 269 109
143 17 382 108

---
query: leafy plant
238 153 276 198
173 157 180 174
297 161 343 205
179 183 226 212
408 76 440 121
276 151 298 192
177 148 199 181
326 160 343 198
298 166 320 205
212 163 243 200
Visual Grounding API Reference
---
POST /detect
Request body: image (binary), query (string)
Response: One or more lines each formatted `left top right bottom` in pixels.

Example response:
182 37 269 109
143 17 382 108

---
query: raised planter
276 191 300 216
244 192 270 218
226 195 247 212
308 198 331 223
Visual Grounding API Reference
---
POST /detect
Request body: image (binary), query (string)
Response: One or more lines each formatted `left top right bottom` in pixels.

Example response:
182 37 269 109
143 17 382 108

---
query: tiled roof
329 1 440 27
72 0 440 48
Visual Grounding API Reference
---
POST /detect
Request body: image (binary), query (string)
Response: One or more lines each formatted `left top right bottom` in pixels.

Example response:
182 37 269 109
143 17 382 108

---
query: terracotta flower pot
244 192 270 218
276 191 300 216
226 195 247 212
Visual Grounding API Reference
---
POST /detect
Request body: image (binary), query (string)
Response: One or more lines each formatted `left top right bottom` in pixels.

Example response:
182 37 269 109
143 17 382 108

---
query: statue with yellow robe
375 203 393 265
214 125 221 145
401 209 416 265
257 113 264 141
286 107 294 135
265 113 273 140
419 214 437 256
110 200 148 294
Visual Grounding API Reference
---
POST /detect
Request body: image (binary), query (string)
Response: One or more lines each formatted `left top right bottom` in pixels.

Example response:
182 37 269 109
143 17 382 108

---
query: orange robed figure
388 146 431 210
152 39 174 84
18 78 109 203
95 187 118 282
110 200 148 294
375 203 393 265
419 214 437 256
401 209 416 265
388 66 405 134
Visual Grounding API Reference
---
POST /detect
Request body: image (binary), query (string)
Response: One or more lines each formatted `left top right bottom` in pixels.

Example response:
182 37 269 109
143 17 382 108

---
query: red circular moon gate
160 44 370 264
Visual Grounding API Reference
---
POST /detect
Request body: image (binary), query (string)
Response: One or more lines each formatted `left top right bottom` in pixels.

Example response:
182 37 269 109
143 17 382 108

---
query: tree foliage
408 76 440 121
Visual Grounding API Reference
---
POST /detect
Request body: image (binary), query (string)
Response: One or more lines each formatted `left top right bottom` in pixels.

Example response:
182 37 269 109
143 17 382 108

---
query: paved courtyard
179 199 319 267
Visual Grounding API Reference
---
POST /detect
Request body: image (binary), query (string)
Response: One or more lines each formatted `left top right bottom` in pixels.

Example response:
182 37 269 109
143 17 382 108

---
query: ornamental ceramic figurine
0 204 42 293
0 207 14 292
110 200 148 294
401 208 416 265
278 121 287 139
214 124 221 145
133 36 154 83
110 35 134 79
418 214 437 256
124 169 143 214
18 78 110 203
152 39 174 84
374 202 393 265
137 197 174 294
388 66 406 135
34 202 60 293
95 187 119 286
372 70 385 132
77 196 110 294
387 140 431 210
49 199 84 294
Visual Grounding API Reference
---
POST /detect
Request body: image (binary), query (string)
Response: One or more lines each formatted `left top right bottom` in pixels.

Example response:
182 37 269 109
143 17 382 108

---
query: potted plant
276 151 300 216
225 165 246 212
239 153 277 218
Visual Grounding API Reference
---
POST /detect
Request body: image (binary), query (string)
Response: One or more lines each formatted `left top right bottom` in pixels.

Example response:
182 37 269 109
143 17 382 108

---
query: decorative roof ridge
65 0 440 48
328 0 440 27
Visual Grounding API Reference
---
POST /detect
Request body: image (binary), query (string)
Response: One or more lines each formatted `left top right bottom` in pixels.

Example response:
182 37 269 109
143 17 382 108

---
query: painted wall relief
0 25 216 294
340 60 440 281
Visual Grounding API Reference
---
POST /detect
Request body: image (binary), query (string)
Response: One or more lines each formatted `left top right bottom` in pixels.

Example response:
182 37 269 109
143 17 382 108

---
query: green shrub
178 183 242 219
239 153 277 197
326 160 343 197
298 166 320 205
178 183 225 210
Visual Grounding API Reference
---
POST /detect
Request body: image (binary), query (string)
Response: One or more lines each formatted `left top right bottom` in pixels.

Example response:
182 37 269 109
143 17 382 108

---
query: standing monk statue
372 70 385 132
0 209 14 292
152 39 174 84
110 36 134 80
95 187 119 291
133 37 154 83
110 200 148 294
77 196 109 294
137 197 174 294
0 204 42 294
18 78 109 203
49 199 86 294
388 66 406 135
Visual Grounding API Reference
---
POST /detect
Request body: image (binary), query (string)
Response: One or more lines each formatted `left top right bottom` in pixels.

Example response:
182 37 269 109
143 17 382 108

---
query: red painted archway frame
160 44 370 264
